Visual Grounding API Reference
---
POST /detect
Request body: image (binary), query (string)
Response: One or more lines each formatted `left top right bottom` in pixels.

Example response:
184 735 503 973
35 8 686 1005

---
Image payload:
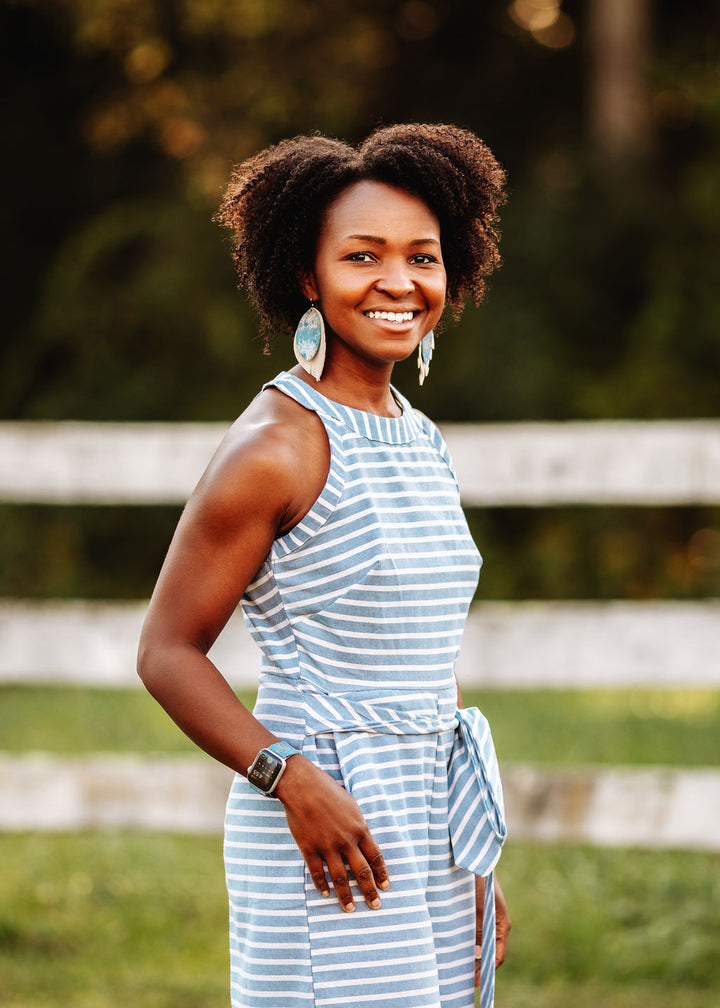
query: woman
138 123 510 1008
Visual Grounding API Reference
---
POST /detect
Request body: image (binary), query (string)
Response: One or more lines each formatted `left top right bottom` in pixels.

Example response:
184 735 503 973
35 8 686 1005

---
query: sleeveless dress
224 372 506 1008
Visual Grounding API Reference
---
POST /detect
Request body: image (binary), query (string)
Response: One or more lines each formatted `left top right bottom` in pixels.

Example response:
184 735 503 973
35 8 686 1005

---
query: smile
365 311 416 322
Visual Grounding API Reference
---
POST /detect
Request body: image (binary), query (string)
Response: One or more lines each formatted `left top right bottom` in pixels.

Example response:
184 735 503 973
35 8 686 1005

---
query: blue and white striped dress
225 372 506 1008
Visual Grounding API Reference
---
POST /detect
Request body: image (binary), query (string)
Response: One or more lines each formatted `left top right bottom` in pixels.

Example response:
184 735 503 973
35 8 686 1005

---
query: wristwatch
247 740 300 796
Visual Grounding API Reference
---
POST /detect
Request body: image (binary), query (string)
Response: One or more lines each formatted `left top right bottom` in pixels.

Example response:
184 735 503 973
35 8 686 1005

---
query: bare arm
137 389 388 911
138 392 301 770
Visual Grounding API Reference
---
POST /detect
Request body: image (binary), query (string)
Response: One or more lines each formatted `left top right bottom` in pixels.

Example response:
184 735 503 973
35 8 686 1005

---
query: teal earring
417 330 435 385
293 302 326 381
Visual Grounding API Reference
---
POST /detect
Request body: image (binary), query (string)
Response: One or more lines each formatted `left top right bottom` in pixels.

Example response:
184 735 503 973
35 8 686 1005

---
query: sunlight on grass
571 688 720 721
465 688 720 766
2 686 720 766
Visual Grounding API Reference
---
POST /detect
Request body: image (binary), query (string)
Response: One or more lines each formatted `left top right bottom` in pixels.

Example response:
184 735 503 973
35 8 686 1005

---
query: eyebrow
345 234 441 246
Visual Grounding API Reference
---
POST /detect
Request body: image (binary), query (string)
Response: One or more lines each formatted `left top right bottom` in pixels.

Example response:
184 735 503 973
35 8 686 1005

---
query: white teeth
366 311 415 321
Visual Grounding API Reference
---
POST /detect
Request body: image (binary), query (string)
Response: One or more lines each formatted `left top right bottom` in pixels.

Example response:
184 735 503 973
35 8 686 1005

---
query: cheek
315 266 363 307
431 277 447 313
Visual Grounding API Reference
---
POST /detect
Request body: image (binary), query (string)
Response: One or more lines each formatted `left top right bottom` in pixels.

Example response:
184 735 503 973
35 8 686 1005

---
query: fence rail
2 420 718 846
2 419 720 505
1 753 718 851
3 597 719 689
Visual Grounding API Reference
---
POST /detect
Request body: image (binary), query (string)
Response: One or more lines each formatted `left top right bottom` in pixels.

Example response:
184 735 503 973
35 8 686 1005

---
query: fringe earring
417 330 435 386
293 302 326 381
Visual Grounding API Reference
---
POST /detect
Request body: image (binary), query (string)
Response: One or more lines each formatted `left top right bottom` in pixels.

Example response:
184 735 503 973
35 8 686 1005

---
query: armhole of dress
264 378 346 559
414 409 460 488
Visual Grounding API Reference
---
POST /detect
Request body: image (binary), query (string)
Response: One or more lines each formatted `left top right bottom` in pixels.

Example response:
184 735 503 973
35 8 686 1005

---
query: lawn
2 685 719 1006
2 685 719 766
1 834 718 1008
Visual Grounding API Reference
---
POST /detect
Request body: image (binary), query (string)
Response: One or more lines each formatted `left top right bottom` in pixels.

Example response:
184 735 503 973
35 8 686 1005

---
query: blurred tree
1 0 719 599
587 0 654 165
1 0 404 418
2 0 719 422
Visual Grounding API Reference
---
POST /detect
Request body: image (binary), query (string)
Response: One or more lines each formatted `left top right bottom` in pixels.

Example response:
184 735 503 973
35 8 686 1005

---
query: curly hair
216 123 506 349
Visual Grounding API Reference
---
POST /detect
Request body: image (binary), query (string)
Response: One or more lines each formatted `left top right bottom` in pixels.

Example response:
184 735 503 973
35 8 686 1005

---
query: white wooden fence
3 418 720 506
2 420 719 846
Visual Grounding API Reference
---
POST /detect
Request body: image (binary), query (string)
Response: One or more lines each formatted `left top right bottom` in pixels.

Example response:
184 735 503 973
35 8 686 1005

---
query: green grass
477 687 720 766
2 685 719 765
0 833 228 1008
0 686 257 754
2 684 719 1005
499 842 720 988
1 834 718 1008
494 981 719 1008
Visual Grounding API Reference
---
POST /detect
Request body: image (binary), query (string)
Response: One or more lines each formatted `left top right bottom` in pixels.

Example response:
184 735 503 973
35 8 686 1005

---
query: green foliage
2 504 718 602
3 200 279 421
4 0 720 425
467 507 720 601
0 505 184 599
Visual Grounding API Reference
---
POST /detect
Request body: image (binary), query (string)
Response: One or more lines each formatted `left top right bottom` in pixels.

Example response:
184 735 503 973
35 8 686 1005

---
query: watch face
248 751 283 792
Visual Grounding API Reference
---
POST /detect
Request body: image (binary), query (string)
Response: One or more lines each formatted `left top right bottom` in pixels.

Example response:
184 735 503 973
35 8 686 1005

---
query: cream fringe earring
417 330 435 385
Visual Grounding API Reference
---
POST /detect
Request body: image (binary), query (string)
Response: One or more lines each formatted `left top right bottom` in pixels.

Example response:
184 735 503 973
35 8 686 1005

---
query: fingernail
321 890 330 897
379 880 390 890
344 901 355 913
370 897 382 909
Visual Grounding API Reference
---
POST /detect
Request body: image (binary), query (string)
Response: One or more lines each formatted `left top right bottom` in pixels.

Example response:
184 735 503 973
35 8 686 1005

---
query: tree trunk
587 0 654 165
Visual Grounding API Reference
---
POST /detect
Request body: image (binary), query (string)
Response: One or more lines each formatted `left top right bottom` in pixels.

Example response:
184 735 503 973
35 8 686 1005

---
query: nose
375 258 414 298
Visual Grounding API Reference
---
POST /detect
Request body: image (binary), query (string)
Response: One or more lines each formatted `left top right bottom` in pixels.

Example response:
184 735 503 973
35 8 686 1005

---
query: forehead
321 180 440 241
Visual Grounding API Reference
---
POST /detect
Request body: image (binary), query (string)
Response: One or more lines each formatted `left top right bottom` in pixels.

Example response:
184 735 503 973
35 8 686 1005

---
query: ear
300 271 319 303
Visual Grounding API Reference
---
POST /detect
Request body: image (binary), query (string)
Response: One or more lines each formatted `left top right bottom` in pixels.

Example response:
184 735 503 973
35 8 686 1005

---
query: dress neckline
270 372 421 445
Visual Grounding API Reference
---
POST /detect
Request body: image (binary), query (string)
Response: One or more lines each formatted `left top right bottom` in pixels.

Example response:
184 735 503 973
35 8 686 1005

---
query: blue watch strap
266 741 300 761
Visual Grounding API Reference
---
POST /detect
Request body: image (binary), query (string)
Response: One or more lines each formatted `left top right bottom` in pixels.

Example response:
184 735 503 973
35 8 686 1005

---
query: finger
494 877 511 968
325 855 355 912
495 914 511 967
360 836 390 892
345 850 382 910
305 853 330 898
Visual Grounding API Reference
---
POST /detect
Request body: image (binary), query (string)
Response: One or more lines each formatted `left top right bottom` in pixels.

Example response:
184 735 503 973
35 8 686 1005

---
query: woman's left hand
474 873 511 985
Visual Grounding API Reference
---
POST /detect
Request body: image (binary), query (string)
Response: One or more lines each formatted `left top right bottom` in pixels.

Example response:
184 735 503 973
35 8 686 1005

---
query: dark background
2 0 719 600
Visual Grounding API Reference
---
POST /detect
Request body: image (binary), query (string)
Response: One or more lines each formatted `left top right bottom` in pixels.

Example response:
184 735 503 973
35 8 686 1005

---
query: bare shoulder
190 386 329 537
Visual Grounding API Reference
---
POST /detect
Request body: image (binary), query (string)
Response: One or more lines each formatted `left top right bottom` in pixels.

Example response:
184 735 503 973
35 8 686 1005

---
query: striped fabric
225 372 506 1008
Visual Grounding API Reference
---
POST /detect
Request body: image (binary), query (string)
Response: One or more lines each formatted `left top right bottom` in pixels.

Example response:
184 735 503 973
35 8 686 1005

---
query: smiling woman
138 124 509 1008
216 124 505 349
299 180 447 388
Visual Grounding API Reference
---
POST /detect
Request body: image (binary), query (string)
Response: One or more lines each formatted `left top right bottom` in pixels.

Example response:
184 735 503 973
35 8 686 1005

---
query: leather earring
293 302 326 381
417 330 435 386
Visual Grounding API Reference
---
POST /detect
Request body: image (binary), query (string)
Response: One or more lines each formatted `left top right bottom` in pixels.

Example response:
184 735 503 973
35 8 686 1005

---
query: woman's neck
291 359 402 418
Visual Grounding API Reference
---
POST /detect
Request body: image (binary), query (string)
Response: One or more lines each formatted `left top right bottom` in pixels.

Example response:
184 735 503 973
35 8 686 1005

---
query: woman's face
304 180 446 372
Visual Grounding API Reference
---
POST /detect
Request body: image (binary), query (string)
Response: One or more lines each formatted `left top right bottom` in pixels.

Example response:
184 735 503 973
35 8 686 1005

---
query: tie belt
295 682 507 877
